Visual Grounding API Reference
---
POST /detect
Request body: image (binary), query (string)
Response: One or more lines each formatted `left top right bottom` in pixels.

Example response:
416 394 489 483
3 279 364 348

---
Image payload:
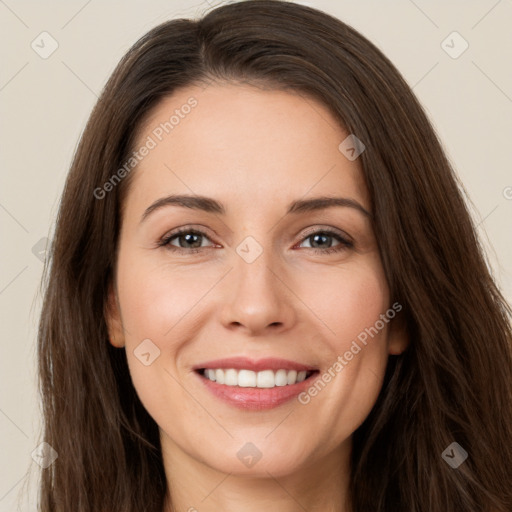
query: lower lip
196 371 319 410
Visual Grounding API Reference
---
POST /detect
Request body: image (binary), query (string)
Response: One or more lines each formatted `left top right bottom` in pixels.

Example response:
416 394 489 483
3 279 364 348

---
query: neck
161 433 352 512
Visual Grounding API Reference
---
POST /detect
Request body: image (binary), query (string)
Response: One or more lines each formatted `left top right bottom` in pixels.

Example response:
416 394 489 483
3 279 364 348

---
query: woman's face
107 82 407 477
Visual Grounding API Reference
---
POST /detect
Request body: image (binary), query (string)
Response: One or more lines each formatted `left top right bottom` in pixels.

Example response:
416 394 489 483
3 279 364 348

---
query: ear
105 280 125 348
387 308 409 355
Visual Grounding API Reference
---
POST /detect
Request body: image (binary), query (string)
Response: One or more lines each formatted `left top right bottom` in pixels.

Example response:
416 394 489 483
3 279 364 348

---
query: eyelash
157 227 353 255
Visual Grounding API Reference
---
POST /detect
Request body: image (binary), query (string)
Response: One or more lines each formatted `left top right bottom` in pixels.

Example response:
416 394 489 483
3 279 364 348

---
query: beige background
1 0 511 509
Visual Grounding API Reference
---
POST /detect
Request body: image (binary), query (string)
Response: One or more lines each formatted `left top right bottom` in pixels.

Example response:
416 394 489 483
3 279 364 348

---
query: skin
106 82 408 512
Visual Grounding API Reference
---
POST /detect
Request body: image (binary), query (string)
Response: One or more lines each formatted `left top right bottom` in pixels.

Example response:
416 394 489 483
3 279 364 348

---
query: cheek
330 257 390 381
116 250 210 341
114 250 223 432
306 255 389 347
296 257 391 449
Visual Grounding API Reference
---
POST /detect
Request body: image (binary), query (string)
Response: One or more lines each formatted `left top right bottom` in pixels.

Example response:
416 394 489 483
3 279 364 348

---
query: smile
193 357 320 410
198 368 314 388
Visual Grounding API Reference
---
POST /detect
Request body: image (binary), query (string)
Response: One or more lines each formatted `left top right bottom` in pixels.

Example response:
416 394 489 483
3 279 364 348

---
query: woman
36 0 512 510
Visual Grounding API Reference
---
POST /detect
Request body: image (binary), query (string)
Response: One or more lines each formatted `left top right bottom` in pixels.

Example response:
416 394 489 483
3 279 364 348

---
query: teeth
256 370 273 388
239 369 256 387
287 370 297 384
274 369 288 386
224 369 238 386
202 368 313 388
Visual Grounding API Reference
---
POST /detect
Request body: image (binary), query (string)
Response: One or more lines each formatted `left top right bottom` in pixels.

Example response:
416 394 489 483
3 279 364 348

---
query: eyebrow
140 194 371 224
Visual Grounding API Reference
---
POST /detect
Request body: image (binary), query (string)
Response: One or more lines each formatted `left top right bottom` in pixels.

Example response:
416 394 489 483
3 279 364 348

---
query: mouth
193 357 320 410
196 368 318 388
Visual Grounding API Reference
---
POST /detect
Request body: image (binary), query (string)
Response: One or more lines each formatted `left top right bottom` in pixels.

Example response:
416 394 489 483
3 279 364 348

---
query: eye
158 226 353 255
158 228 215 254
296 229 353 255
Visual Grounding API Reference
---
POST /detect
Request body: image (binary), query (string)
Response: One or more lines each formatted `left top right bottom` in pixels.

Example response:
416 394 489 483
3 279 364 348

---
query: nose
219 247 297 337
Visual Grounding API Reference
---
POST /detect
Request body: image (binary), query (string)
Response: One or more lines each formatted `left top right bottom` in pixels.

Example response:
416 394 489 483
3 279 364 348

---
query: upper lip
193 357 318 372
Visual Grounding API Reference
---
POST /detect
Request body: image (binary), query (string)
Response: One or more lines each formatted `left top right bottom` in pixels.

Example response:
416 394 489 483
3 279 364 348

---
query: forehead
128 82 369 216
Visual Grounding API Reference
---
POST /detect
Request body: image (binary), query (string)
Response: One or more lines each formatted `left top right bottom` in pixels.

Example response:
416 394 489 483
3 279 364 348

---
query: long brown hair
35 1 512 510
